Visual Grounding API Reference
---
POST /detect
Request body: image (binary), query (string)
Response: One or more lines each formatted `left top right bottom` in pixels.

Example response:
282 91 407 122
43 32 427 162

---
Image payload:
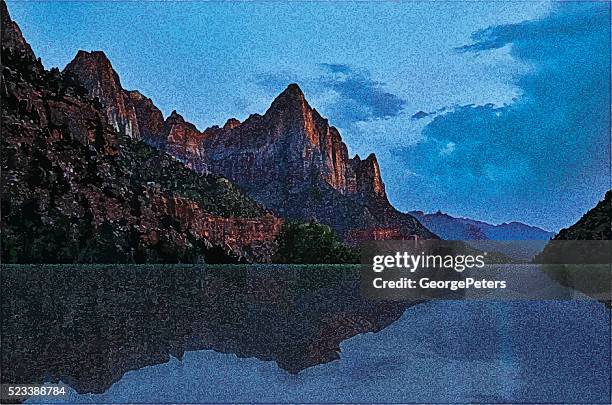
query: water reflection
2 264 406 394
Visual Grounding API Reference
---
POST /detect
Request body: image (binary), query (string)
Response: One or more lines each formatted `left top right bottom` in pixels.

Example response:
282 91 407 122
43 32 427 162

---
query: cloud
439 142 456 156
256 63 405 126
318 63 405 121
411 110 431 120
319 63 351 75
392 2 610 230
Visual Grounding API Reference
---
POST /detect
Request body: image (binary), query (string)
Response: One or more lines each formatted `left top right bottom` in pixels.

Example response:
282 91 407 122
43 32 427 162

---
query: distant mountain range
409 210 554 260
409 210 554 240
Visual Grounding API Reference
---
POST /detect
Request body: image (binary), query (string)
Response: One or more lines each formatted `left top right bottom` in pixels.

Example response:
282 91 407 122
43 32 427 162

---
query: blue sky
8 1 610 231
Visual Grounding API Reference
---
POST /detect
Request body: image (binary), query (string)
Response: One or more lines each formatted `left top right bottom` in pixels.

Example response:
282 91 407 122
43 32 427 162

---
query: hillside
0 2 281 263
535 190 611 306
547 190 611 241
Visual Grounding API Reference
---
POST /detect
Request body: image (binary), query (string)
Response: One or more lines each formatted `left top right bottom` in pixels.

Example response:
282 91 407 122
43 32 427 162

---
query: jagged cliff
0 1 282 263
200 85 436 240
63 51 435 241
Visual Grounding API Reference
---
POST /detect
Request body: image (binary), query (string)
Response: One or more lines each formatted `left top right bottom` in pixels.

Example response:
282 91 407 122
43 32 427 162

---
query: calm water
29 299 610 404
5 264 610 404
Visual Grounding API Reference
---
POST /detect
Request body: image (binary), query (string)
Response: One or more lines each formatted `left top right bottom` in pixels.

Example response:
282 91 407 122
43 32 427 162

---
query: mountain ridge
410 210 554 238
62 48 437 241
1 1 283 263
409 210 555 260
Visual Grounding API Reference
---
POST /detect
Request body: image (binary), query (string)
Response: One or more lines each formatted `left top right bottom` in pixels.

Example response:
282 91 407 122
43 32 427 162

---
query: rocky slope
63 51 435 241
535 190 611 262
546 190 611 241
0 1 281 263
535 190 611 306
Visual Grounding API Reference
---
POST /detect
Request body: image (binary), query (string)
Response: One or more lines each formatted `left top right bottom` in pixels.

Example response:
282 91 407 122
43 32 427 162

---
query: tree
274 221 359 264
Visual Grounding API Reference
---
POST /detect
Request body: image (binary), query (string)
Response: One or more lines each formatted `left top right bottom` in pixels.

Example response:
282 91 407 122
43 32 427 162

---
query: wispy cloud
256 63 405 125
318 63 405 121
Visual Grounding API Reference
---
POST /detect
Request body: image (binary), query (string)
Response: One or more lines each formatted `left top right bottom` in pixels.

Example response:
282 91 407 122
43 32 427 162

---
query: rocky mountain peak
353 153 386 199
265 83 311 122
281 83 305 99
168 110 184 121
0 1 35 59
162 110 206 169
165 110 199 132
223 118 241 130
127 90 145 101
76 50 112 64
190 84 434 241
65 50 121 88
63 49 143 139
127 91 165 146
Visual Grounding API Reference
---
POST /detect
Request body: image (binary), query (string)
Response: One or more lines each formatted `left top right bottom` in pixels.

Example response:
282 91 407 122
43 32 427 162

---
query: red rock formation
0 1 34 58
58 44 436 242
2 1 283 263
199 84 436 240
223 118 241 130
351 153 386 201
127 90 165 146
64 50 141 140
63 52 206 168
347 228 404 243
147 191 283 262
162 110 208 171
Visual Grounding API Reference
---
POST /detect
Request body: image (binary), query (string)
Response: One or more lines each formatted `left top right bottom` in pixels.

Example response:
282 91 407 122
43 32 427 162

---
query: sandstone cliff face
1 2 281 263
62 52 208 170
44 9 435 242
202 85 359 198
127 90 165 146
199 85 435 240
162 110 208 171
147 191 282 262
64 51 141 140
351 153 386 202
0 1 34 58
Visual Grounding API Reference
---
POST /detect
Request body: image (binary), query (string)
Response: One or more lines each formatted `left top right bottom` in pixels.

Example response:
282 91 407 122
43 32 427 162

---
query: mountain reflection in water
2 264 406 394
3 265 610 404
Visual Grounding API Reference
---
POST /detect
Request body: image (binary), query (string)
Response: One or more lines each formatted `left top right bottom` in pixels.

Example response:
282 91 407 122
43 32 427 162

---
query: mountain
0 1 282 263
409 210 554 240
199 85 435 241
409 210 554 260
62 54 436 242
545 190 611 241
535 190 611 306
535 190 611 263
